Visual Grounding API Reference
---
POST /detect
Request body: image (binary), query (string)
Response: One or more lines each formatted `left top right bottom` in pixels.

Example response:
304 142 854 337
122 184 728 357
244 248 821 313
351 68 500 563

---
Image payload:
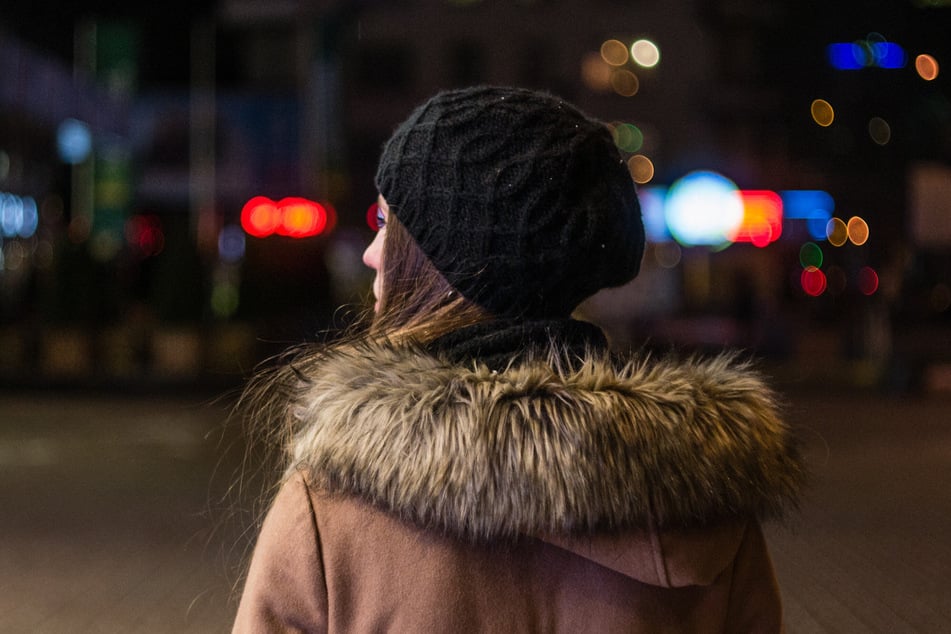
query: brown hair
369 212 491 343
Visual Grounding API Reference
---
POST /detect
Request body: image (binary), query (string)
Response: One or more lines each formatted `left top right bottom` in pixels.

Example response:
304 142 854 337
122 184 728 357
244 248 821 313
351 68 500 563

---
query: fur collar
287 340 804 541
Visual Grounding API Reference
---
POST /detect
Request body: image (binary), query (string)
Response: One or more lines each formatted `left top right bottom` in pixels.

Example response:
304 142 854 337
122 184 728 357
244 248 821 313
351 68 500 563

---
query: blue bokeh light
0 193 36 238
56 118 93 164
780 190 834 241
827 41 906 70
872 42 906 69
827 43 866 70
218 224 246 262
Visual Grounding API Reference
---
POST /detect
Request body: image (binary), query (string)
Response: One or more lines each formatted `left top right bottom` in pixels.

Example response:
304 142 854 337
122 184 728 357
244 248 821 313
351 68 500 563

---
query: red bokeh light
275 197 327 238
366 202 381 231
730 190 783 247
801 265 827 297
857 266 879 295
124 214 165 257
241 196 281 237
241 196 332 238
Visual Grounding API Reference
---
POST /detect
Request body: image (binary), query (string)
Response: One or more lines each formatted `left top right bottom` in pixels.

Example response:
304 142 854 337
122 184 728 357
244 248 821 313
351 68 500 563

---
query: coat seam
296 470 330 626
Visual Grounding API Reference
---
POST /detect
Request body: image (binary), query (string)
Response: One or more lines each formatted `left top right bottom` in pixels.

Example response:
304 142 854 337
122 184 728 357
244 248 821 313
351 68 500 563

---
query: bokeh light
218 224 246 263
600 39 629 66
827 42 868 70
857 266 879 295
827 38 906 69
801 266 827 296
868 117 891 145
611 69 640 96
630 39 660 68
90 231 121 262
56 118 92 164
732 190 783 247
1 192 38 239
915 53 939 80
242 196 280 238
811 99 835 127
627 154 654 184
1 240 26 272
653 241 682 268
799 242 823 268
211 282 240 318
277 197 327 237
781 190 834 241
366 202 381 231
241 196 331 238
826 265 848 295
826 217 849 246
871 42 906 68
847 216 869 245
665 171 743 247
124 214 165 258
612 123 644 152
581 52 613 91
637 185 670 242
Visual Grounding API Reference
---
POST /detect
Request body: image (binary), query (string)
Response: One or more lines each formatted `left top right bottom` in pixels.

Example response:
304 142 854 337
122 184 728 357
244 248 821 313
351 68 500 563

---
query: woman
233 86 805 632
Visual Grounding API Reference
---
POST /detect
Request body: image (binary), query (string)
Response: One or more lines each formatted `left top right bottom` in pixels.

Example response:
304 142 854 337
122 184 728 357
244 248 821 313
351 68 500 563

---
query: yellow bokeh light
630 39 660 68
627 154 654 184
611 69 640 97
868 117 891 145
811 99 834 127
600 40 629 67
826 217 848 246
915 54 939 80
581 52 613 91
847 216 869 245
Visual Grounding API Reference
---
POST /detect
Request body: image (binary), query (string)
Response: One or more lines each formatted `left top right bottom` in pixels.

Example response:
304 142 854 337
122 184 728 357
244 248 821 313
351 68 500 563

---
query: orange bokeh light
241 196 331 238
729 190 783 247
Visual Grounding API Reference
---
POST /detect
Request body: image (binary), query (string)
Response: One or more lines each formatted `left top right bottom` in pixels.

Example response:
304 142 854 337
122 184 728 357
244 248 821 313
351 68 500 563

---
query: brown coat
234 343 804 633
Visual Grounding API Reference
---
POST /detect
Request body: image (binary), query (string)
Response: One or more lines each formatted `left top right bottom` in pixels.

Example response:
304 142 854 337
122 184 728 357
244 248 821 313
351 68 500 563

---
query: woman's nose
363 231 384 270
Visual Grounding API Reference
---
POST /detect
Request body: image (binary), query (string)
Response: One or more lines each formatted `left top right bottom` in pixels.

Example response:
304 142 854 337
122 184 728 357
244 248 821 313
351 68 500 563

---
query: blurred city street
1 383 949 633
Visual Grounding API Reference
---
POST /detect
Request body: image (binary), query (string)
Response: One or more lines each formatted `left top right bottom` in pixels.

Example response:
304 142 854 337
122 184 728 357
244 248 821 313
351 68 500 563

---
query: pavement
0 390 253 634
1 385 949 633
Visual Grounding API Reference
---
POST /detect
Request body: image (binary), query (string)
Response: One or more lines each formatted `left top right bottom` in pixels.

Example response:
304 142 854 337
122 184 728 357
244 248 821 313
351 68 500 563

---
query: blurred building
1 0 949 389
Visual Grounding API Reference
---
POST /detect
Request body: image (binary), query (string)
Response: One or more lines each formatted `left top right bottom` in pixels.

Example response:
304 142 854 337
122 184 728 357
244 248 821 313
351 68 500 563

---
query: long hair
369 212 491 342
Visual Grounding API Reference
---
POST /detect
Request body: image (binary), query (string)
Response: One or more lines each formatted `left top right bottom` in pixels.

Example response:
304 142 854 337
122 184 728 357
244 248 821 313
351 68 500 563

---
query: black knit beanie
374 86 645 319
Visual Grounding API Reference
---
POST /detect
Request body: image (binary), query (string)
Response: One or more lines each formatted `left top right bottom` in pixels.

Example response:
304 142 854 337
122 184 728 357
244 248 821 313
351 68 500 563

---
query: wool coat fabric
233 338 804 633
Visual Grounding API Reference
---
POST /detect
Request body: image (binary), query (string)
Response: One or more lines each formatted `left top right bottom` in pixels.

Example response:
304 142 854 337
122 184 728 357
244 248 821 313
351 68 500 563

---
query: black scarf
426 318 609 371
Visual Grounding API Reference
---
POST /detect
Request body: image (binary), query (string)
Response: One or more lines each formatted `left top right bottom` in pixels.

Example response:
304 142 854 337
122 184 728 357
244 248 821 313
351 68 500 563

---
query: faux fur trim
287 341 804 541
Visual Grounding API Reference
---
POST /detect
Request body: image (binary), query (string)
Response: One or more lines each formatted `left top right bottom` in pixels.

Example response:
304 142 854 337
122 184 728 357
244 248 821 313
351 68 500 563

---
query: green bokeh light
799 242 823 269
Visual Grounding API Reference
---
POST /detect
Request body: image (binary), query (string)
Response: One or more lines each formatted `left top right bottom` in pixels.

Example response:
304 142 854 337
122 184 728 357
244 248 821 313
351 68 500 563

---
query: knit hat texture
375 86 645 319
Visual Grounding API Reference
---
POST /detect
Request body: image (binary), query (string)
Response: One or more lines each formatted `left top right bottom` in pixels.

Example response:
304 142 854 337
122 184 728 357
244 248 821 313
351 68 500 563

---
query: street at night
1 385 949 632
